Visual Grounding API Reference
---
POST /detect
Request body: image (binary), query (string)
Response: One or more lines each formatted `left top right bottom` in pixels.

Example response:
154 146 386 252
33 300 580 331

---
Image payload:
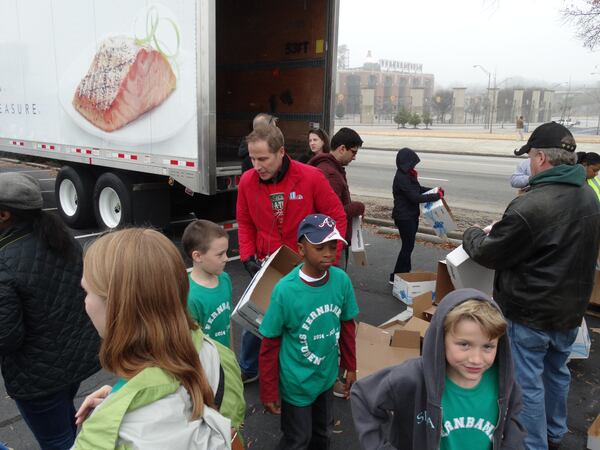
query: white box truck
0 0 340 229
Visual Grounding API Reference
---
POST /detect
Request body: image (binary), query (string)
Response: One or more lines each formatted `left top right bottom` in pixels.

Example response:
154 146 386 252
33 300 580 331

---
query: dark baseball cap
297 214 347 245
514 121 576 156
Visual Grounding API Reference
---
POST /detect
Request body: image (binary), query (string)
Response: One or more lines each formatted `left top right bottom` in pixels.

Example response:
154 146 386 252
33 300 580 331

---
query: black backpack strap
214 364 225 408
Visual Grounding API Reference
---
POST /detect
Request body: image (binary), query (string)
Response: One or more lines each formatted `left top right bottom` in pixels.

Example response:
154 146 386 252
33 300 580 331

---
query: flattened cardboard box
356 322 420 379
420 188 457 238
435 260 454 305
232 245 302 337
393 271 437 305
351 216 368 267
446 245 494 295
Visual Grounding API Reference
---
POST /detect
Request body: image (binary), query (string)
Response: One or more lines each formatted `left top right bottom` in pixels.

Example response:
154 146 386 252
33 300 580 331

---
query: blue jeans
14 382 80 450
239 329 261 377
508 320 578 450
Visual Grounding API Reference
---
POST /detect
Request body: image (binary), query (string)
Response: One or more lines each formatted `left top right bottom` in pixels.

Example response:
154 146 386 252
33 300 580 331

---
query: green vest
588 176 600 201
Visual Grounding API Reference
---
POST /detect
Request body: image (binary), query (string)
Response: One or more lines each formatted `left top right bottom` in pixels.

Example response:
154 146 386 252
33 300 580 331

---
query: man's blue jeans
239 329 261 377
14 382 80 450
508 320 578 450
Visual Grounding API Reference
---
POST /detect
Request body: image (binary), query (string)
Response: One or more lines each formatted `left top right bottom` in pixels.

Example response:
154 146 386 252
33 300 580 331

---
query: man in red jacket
236 123 346 382
309 127 365 249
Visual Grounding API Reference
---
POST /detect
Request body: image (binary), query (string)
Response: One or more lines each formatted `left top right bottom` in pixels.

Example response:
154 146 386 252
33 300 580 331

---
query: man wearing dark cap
462 122 600 450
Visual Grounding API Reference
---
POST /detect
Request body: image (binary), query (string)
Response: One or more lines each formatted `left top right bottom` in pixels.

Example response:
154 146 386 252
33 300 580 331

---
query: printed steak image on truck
72 35 176 132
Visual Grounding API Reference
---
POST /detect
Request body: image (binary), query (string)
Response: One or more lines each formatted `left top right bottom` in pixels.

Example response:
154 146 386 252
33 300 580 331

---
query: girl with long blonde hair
73 228 244 450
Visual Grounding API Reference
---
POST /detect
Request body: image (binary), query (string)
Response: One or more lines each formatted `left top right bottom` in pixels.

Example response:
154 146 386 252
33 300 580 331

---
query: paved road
0 160 598 450
348 149 520 214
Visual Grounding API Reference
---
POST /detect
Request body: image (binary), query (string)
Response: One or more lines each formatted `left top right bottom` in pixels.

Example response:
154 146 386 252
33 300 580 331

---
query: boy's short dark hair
331 127 363 151
444 299 507 340
182 219 228 257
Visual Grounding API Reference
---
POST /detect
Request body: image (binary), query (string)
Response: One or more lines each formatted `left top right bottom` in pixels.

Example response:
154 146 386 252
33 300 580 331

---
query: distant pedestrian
462 122 600 450
351 289 525 449
390 148 444 283
298 128 330 163
577 151 600 200
516 116 524 140
182 219 233 348
259 214 358 449
74 228 245 449
0 172 100 450
509 157 531 192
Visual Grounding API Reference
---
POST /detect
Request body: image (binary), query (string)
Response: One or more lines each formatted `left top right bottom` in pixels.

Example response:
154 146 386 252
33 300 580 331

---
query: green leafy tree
408 113 422 128
422 112 433 129
335 102 346 119
393 109 411 128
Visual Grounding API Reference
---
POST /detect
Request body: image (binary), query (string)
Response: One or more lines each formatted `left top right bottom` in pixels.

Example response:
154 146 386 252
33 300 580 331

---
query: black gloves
243 257 261 277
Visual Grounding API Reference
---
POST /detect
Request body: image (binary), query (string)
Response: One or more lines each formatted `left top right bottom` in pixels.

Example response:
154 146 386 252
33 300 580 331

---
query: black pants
277 388 334 450
392 217 419 275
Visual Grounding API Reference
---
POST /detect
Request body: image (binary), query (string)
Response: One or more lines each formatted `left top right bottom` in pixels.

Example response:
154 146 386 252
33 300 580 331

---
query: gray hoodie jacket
350 289 525 450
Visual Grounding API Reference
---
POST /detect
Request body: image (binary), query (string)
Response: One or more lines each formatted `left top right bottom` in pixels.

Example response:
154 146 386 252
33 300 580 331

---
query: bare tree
431 90 453 123
563 0 600 50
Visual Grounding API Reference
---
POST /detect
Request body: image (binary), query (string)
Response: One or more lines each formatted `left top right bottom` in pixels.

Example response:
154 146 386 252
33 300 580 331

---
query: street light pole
474 65 492 133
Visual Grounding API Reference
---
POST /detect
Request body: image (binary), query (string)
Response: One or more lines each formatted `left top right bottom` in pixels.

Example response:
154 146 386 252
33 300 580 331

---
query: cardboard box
434 261 454 305
356 322 420 379
392 271 437 305
232 245 302 337
380 317 430 339
420 188 457 238
588 413 600 450
351 216 368 267
412 291 435 321
445 245 494 295
569 318 591 359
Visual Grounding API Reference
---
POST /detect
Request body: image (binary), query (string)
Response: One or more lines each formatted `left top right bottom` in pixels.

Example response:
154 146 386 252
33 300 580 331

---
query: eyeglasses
349 147 359 155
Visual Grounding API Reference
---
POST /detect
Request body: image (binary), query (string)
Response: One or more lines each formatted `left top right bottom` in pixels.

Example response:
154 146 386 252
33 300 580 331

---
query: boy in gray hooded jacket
351 289 525 450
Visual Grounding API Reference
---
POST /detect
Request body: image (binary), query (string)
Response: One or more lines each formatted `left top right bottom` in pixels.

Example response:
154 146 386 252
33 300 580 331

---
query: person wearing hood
462 122 600 450
351 289 525 450
309 127 365 247
390 148 444 283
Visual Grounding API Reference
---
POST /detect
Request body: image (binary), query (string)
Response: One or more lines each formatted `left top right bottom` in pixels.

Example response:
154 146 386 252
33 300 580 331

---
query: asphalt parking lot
0 159 598 449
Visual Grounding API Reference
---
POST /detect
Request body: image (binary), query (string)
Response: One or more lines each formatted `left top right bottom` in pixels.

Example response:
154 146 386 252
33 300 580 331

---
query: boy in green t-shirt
182 219 233 347
258 214 359 449
351 289 525 450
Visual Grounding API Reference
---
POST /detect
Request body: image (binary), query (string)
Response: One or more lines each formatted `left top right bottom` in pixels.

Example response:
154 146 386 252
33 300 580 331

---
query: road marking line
170 217 195 224
41 190 54 193
12 169 52 174
419 177 449 182
39 178 55 182
42 207 57 211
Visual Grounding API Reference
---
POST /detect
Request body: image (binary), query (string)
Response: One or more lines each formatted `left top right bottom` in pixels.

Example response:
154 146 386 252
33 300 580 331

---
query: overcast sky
338 0 599 89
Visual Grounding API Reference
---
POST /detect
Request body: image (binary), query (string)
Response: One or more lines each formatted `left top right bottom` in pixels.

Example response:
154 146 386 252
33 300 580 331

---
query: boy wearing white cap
258 214 359 450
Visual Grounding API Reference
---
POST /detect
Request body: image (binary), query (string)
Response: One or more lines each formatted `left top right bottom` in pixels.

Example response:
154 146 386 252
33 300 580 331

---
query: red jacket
236 157 347 262
309 153 365 242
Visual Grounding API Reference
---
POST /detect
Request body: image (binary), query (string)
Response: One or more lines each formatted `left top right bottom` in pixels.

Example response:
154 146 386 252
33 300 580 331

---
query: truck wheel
55 166 96 229
93 173 132 229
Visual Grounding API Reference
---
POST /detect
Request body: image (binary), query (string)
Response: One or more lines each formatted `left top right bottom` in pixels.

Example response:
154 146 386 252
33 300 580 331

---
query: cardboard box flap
435 261 454 305
588 413 600 450
391 328 421 347
379 310 413 328
400 317 430 339
412 291 434 320
357 322 392 345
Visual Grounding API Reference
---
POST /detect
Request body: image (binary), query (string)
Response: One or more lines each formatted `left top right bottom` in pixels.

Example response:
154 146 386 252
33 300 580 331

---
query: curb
364 216 464 241
364 146 518 159
377 226 462 247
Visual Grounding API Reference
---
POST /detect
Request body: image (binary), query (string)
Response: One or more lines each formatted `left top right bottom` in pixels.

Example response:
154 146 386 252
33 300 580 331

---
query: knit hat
0 172 43 210
514 121 576 156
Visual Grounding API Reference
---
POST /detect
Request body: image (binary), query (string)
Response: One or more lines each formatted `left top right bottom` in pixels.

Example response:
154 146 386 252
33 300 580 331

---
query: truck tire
93 172 133 229
55 166 96 229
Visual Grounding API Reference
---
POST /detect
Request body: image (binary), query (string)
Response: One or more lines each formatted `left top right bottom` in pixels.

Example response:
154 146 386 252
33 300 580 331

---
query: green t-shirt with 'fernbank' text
440 364 499 450
187 272 232 347
259 265 359 407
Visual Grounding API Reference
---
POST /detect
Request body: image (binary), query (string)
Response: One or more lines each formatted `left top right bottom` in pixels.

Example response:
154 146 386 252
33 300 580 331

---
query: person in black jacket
462 122 600 450
390 148 443 283
0 172 100 450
